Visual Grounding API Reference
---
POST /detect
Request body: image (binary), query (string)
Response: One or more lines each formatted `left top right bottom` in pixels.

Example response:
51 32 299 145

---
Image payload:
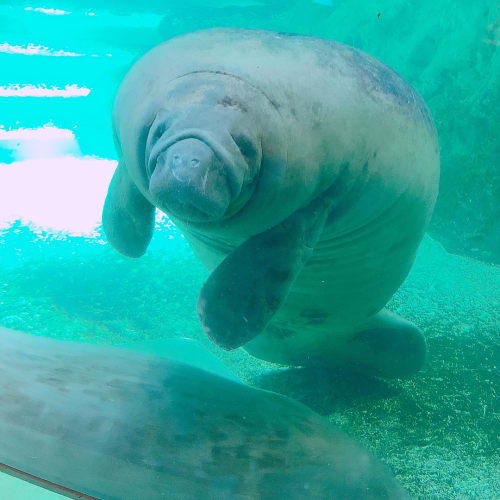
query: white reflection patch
0 43 82 57
0 84 91 97
0 156 117 236
24 7 71 15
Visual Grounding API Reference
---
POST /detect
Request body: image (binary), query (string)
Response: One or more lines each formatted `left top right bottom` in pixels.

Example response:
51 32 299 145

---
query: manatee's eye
147 151 159 179
146 110 173 178
153 109 173 137
151 120 168 144
231 133 260 166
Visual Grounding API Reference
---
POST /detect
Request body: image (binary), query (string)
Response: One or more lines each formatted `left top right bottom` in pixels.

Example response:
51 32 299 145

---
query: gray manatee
0 327 407 499
103 28 440 378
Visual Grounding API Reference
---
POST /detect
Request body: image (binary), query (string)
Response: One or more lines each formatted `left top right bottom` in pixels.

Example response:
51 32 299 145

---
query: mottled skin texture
0 328 407 499
104 28 439 378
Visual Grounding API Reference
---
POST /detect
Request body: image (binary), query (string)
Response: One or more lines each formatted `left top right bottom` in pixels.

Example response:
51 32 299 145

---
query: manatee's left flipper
197 182 342 350
339 309 427 378
102 161 156 257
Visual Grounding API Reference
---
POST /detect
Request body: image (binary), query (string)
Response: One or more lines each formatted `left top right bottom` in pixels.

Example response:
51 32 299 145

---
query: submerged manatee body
104 28 440 378
0 328 407 499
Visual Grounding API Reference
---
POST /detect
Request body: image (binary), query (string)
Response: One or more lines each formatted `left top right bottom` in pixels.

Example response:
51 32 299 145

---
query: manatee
0 327 407 499
103 28 440 378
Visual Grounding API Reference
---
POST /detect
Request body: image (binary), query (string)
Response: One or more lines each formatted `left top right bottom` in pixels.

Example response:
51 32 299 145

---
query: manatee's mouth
146 129 245 222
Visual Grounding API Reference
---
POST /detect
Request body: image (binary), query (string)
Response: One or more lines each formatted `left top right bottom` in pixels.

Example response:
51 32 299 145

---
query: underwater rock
0 327 407 499
103 28 439 378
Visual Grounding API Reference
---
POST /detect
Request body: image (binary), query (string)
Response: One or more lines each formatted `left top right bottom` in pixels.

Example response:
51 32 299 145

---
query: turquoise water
0 2 498 498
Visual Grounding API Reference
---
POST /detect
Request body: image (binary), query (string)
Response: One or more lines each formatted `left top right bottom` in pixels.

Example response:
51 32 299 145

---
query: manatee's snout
149 138 231 221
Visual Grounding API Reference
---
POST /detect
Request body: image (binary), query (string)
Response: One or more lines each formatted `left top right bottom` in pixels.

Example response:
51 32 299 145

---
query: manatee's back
0 327 407 499
115 27 437 187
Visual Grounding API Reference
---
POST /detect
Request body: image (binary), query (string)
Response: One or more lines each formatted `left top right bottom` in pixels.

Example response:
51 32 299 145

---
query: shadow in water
250 366 401 415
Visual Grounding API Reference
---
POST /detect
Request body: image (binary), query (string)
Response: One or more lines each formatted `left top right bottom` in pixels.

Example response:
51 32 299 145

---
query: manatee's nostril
150 137 231 221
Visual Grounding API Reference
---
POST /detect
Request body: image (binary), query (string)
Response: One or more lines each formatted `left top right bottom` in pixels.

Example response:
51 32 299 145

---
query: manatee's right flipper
197 181 343 351
102 161 155 257
340 309 427 378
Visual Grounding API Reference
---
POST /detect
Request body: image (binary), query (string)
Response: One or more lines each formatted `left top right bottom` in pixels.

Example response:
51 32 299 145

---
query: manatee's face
144 104 261 224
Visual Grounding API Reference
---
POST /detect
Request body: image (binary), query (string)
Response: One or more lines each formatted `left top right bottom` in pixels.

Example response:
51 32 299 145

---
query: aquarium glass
0 1 498 498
